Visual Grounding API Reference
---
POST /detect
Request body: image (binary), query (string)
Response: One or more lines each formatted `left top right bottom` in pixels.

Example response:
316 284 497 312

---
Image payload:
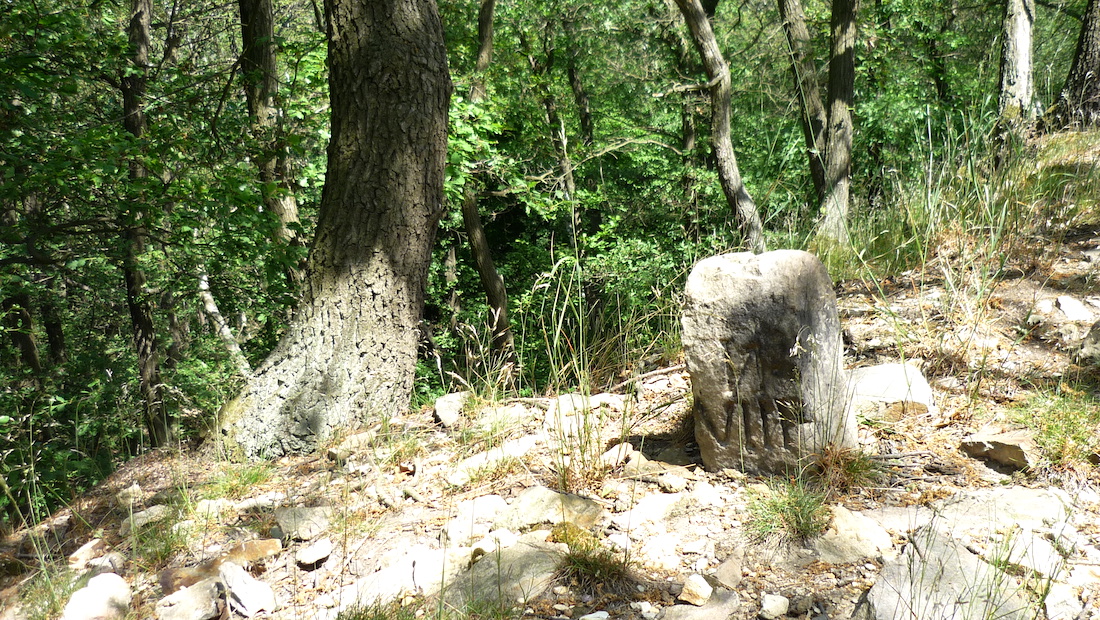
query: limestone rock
858 525 1029 620
274 506 332 541
296 538 333 568
759 593 790 620
444 534 566 608
446 435 539 487
1058 295 1094 322
493 486 604 531
219 562 276 617
60 572 131 620
960 428 1040 470
68 539 107 573
661 589 740 620
119 504 171 536
812 505 895 563
682 251 854 475
327 430 377 463
714 548 744 589
443 495 509 545
847 362 937 421
433 391 470 427
678 574 713 606
155 577 223 620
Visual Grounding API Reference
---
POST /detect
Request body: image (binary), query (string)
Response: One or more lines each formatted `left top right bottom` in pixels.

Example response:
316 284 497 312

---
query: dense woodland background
0 0 1094 527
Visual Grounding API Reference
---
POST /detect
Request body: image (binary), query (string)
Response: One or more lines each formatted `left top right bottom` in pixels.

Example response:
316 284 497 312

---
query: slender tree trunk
1044 0 1100 129
778 0 828 200
2 294 42 374
121 0 174 446
997 0 1036 132
220 0 452 459
239 0 301 251
672 0 766 253
461 0 514 360
818 0 858 247
198 272 252 378
563 20 594 147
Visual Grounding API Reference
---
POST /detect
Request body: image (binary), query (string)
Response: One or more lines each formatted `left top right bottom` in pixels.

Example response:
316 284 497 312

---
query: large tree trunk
778 0 828 200
997 0 1036 131
121 0 174 446
239 0 301 250
461 0 514 360
1045 0 1100 129
672 0 766 253
818 0 858 247
220 0 452 459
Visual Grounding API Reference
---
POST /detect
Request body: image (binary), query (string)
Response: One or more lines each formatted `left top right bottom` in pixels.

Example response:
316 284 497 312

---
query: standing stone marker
682 250 854 474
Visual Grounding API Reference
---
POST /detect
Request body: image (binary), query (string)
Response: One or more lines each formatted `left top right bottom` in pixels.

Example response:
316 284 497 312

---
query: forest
0 0 1096 528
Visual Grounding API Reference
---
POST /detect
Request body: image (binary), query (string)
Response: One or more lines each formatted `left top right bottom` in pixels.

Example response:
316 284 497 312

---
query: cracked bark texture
220 0 452 458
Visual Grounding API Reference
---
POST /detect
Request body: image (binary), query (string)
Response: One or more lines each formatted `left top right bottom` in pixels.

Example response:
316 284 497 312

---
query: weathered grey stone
296 538 333 567
678 574 713 606
759 593 790 619
444 535 566 608
661 589 740 620
274 506 332 541
155 577 223 620
445 435 539 488
219 562 276 617
714 548 744 589
443 494 509 545
433 391 470 427
119 504 171 536
960 429 1040 470
68 538 107 573
857 525 1029 620
1058 295 1094 321
682 251 854 475
60 572 131 620
811 505 895 563
847 362 937 421
493 485 604 531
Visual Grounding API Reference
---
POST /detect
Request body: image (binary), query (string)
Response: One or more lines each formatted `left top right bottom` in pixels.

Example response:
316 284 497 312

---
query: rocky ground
2 232 1100 620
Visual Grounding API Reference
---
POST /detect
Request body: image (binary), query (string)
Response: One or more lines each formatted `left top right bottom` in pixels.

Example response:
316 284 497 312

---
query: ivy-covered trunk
220 0 452 459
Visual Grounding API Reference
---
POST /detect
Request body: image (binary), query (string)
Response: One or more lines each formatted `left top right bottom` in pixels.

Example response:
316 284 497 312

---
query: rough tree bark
220 0 452 459
121 0 174 446
461 0 514 359
818 0 858 247
997 0 1036 131
672 0 766 253
238 0 301 249
1044 0 1100 129
777 0 827 200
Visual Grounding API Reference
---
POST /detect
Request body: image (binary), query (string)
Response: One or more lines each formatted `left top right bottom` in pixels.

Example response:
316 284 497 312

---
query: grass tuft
551 521 635 597
746 478 830 543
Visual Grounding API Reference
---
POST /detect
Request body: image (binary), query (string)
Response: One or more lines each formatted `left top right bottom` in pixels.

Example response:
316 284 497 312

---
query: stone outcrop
682 250 854 474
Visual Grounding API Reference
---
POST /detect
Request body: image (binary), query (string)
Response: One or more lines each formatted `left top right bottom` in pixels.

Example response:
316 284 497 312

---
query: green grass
1010 381 1100 469
809 445 883 500
745 478 831 543
201 462 273 500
